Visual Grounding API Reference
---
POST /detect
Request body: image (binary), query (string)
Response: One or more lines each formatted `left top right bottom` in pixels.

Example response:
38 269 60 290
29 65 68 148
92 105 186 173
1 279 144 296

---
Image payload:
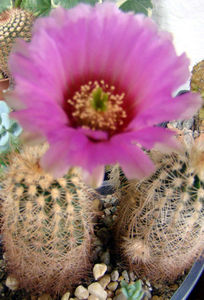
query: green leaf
14 0 23 8
21 0 99 16
20 0 52 16
136 291 144 300
52 0 98 9
0 0 13 14
119 0 152 16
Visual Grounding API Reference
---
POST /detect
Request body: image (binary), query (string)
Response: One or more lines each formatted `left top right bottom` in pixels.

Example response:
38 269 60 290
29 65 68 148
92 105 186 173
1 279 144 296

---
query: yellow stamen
67 80 127 133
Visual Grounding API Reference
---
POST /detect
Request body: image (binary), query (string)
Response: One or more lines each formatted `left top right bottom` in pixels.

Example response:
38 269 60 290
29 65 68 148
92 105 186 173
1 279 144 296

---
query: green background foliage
0 0 153 16
20 0 98 16
119 0 152 15
0 0 13 13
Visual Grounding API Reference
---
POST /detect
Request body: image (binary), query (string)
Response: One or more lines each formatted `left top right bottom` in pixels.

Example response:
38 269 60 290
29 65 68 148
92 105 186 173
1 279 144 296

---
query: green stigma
91 87 108 112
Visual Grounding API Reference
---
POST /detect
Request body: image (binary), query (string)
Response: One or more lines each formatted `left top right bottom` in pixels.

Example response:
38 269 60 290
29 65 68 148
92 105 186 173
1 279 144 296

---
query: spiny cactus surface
115 140 204 282
191 60 204 121
0 8 34 76
0 145 98 295
191 60 204 97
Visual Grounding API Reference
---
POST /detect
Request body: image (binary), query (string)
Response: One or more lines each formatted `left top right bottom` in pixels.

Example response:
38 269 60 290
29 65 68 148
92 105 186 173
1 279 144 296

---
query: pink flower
7 3 201 186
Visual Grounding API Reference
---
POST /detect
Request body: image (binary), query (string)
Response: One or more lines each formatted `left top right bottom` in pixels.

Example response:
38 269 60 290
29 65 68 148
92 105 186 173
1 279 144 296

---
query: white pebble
111 270 119 281
74 285 89 299
5 276 19 291
88 295 100 300
121 270 129 282
93 263 107 280
88 282 107 300
61 291 71 300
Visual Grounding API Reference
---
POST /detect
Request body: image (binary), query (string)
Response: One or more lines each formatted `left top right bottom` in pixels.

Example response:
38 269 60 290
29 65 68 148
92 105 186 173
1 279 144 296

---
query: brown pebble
118 276 124 282
99 274 111 289
115 289 122 296
107 281 118 292
107 290 114 297
93 199 102 210
129 271 136 281
113 292 127 300
38 294 52 300
170 284 179 291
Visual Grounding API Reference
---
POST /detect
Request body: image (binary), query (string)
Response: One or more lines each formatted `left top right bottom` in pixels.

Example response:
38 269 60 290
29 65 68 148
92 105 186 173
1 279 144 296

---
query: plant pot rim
171 258 204 300
0 77 9 82
0 77 10 100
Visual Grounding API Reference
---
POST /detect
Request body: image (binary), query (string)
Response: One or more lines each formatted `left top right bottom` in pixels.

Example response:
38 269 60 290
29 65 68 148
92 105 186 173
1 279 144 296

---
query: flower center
67 80 127 135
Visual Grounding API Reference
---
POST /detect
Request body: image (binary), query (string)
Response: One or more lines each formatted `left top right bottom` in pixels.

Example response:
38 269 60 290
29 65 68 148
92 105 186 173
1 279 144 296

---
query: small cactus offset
0 145 98 295
0 8 34 76
115 137 204 282
121 280 144 300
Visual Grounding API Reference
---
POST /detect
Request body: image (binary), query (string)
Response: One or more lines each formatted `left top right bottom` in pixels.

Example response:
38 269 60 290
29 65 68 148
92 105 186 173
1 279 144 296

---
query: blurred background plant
0 100 22 151
0 0 152 17
0 100 22 174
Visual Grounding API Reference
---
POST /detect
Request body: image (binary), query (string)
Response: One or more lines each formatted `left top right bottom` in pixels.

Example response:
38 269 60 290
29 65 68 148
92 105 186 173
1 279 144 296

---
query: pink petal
40 128 87 177
39 125 155 180
82 165 105 188
10 102 68 134
129 92 202 129
123 127 182 152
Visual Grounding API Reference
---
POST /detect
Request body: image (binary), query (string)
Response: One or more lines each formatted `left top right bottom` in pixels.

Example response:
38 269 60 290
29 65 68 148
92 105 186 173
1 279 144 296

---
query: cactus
0 100 22 153
114 137 204 282
191 60 204 99
191 60 204 122
121 280 144 300
0 8 34 76
0 144 98 295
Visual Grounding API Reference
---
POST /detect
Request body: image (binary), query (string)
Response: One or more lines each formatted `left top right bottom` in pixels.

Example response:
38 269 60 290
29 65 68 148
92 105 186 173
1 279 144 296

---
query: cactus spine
0 8 34 76
0 145 98 295
114 138 204 282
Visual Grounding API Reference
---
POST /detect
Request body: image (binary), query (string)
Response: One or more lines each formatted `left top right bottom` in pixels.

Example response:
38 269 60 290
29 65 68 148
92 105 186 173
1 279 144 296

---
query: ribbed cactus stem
114 138 204 282
0 145 99 295
0 8 34 76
